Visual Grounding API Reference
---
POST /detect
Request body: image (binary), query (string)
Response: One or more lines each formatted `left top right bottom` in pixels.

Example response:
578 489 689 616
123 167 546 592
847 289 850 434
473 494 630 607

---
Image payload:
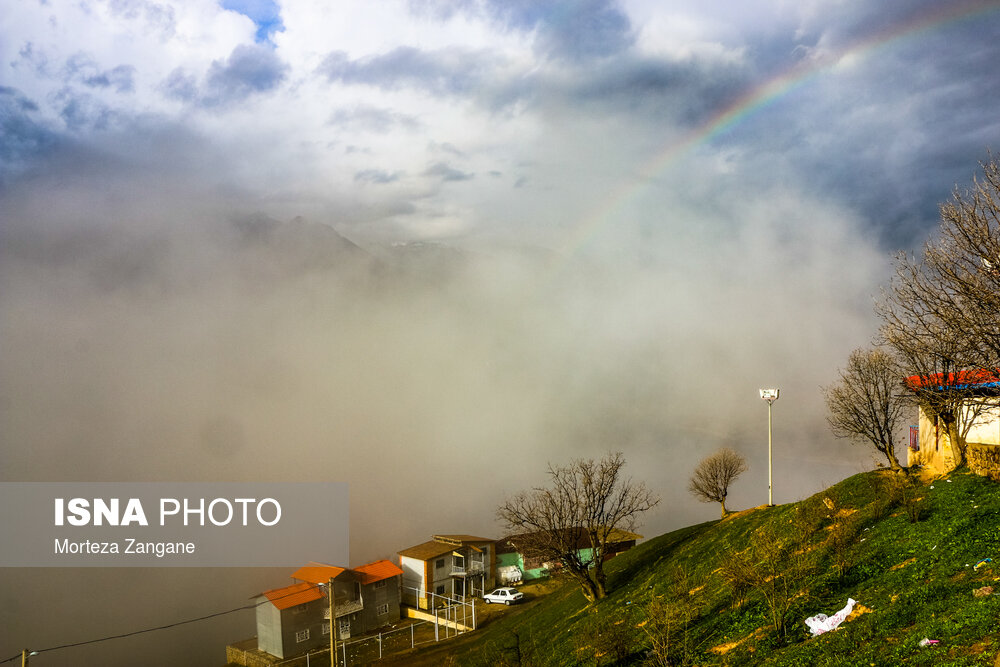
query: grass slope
404 467 1000 666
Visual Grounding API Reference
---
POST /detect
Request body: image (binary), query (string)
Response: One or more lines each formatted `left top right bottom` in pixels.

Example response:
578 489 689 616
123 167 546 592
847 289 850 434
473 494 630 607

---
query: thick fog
0 154 894 664
2 158 891 535
4 0 999 663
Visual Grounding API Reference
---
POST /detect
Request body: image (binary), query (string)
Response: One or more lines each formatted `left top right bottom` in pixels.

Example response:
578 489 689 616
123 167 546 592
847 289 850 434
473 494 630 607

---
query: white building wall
965 403 1000 445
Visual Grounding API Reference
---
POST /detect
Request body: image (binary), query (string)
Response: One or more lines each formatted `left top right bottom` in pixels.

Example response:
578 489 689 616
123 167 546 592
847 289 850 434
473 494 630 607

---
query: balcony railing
450 561 485 577
324 598 364 618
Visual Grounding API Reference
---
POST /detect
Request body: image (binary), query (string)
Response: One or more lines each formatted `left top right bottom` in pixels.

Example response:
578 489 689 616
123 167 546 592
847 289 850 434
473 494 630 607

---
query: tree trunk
945 417 965 468
720 498 728 518
578 574 603 603
882 443 903 471
592 561 608 600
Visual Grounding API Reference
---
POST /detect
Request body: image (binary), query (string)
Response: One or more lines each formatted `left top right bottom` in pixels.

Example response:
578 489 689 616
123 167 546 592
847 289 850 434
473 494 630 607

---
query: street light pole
759 388 780 507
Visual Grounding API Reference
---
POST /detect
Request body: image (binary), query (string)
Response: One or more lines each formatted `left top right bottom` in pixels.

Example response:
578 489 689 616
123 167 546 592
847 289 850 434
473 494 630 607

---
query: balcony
323 599 364 618
450 561 485 577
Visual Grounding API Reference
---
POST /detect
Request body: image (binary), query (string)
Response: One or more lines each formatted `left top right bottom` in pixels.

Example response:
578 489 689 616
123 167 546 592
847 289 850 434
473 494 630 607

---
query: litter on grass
974 558 992 570
919 638 940 647
805 598 856 636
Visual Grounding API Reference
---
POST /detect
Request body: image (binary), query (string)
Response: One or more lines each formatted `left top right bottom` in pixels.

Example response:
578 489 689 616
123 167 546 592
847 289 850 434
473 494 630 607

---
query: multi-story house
397 534 496 609
238 558 404 662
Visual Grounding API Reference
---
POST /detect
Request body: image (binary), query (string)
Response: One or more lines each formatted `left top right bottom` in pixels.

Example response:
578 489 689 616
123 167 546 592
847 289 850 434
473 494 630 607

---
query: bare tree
721 527 816 638
822 346 907 470
877 154 1000 465
688 448 747 518
497 451 659 603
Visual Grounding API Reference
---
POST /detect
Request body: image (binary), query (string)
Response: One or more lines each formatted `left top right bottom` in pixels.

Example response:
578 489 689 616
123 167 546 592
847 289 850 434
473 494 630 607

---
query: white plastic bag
805 598 856 636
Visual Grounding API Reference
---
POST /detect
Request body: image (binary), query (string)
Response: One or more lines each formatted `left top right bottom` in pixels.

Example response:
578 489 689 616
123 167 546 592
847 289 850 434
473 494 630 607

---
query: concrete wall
254 596 328 660
255 598 283 658
907 400 1000 474
908 408 960 474
357 576 402 631
966 403 1000 446
399 555 427 607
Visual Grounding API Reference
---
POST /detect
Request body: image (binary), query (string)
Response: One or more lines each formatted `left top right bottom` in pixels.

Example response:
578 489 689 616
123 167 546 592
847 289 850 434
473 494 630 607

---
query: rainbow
552 0 1000 265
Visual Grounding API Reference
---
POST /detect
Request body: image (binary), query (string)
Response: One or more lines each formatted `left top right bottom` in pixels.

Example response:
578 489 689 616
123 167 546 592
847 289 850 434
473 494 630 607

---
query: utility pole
760 388 780 506
21 650 37 666
329 578 337 667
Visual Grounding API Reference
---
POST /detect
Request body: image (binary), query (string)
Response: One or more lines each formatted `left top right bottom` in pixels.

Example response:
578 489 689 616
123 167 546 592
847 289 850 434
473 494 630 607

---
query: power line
2 581 328 664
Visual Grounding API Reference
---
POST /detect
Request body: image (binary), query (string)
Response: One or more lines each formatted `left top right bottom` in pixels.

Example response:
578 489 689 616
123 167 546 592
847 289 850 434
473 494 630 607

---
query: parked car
483 587 524 605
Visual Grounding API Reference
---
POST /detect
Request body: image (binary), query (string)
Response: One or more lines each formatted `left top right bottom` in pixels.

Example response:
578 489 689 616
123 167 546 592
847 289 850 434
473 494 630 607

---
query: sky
2 0 1000 664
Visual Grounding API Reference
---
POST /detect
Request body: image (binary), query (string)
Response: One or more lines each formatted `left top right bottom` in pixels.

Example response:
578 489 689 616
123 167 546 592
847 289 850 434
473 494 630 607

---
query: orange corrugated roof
906 369 1000 390
293 561 347 584
261 582 324 610
353 559 404 585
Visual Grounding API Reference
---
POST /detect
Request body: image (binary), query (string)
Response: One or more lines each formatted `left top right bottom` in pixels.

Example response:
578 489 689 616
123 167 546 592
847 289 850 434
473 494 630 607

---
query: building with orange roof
231 559 405 664
253 582 328 659
397 534 496 609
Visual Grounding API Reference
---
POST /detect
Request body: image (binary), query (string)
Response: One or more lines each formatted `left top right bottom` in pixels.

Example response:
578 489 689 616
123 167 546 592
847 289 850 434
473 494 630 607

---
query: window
322 623 330 635
435 558 445 569
295 629 310 643
377 603 389 616
374 579 386 589
435 585 445 595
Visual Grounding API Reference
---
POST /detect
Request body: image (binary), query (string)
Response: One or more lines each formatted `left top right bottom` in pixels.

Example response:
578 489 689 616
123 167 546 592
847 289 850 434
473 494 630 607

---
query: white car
483 587 524 605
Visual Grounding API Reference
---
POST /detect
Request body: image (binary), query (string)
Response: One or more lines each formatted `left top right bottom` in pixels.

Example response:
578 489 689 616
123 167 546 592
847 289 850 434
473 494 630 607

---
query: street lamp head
759 388 779 403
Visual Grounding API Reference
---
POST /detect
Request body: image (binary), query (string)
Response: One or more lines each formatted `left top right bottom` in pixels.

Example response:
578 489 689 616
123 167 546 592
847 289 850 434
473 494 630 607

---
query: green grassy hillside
393 467 1000 666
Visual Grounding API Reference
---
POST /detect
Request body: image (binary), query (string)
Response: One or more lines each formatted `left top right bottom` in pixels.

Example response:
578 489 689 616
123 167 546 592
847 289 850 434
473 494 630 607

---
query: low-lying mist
1 167 894 665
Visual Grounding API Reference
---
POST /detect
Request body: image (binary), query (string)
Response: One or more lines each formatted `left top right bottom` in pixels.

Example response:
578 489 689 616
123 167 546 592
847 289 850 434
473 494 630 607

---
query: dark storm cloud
559 56 749 123
317 46 494 96
11 45 136 94
328 105 421 133
63 54 136 93
82 64 137 93
409 0 634 60
157 44 290 108
162 67 199 102
430 141 466 158
485 0 634 60
704 7 1000 247
12 42 51 78
355 168 404 184
202 43 289 105
53 88 119 131
424 161 473 181
317 43 747 123
0 86 57 169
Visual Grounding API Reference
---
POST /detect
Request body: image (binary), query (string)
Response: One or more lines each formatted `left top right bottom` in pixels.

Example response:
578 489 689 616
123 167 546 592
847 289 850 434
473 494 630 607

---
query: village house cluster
225 530 641 665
